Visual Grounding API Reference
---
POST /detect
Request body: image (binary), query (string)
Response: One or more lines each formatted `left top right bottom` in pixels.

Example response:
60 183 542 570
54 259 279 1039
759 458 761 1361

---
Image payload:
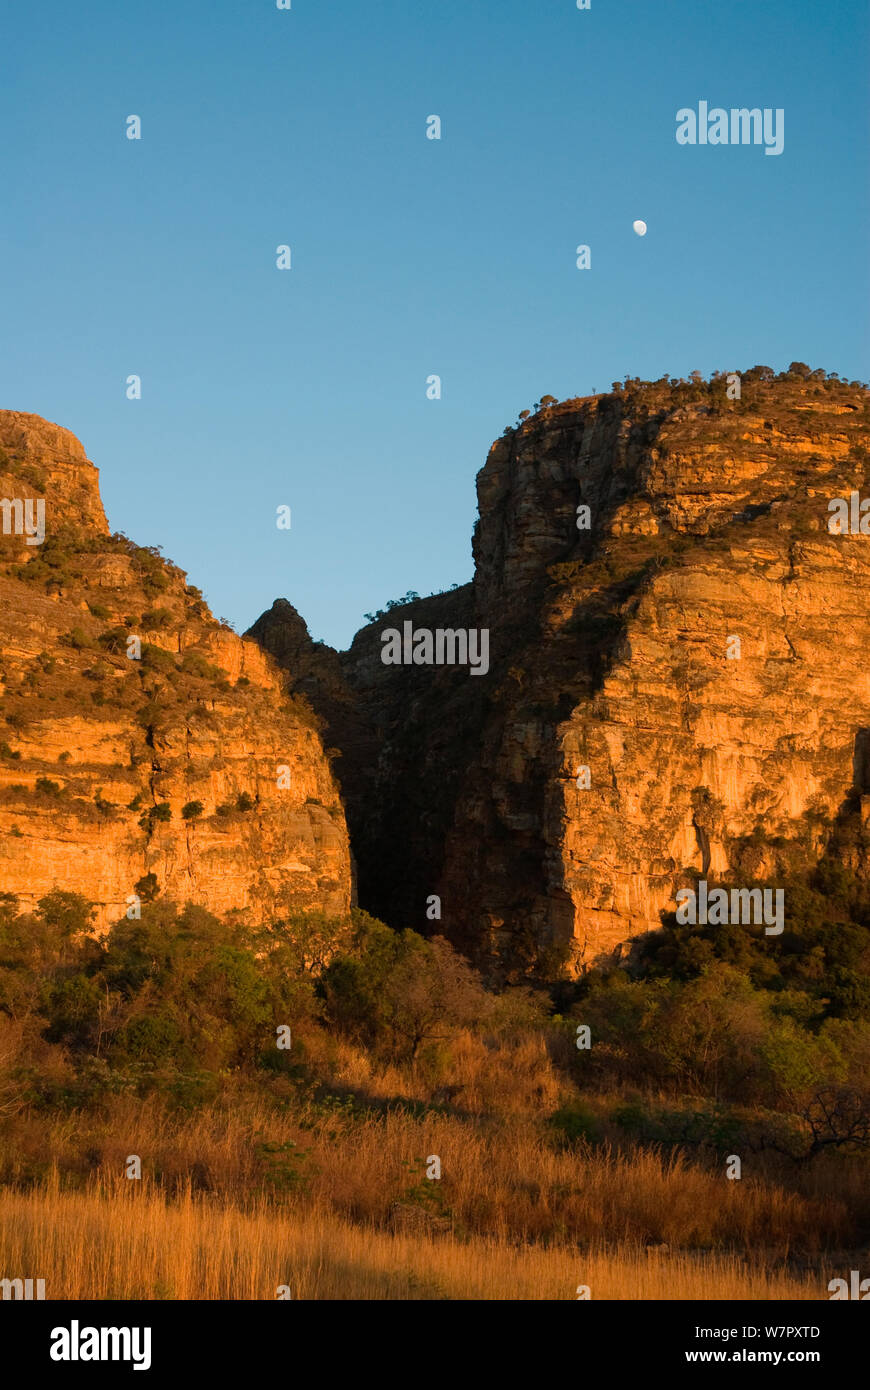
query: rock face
0 412 352 930
251 371 870 976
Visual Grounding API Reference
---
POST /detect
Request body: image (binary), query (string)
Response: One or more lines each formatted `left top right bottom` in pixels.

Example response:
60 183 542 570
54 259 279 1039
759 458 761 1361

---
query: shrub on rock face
214 792 255 818
98 626 129 653
140 608 173 631
141 643 176 673
35 777 63 797
182 800 204 821
180 651 220 680
134 872 158 901
62 627 95 651
138 803 172 832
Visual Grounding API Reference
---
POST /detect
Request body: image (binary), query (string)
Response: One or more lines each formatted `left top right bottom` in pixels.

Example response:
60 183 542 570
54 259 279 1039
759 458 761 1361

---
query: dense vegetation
1 875 868 1196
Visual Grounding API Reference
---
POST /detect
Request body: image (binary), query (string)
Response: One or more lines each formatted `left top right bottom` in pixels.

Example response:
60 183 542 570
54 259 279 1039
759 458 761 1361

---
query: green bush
134 873 159 902
62 627 95 651
138 803 172 832
98 626 130 654
140 608 174 631
641 864 870 1021
92 903 306 1071
548 1102 601 1147
321 916 486 1059
141 644 176 673
35 777 63 797
15 463 47 491
180 651 220 680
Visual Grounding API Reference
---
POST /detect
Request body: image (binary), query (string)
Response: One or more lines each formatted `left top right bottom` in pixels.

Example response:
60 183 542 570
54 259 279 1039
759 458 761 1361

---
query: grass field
1 1024 866 1301
0 1177 835 1301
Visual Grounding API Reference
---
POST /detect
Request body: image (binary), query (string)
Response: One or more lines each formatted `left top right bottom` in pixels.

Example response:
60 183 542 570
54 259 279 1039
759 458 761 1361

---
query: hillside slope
0 412 352 929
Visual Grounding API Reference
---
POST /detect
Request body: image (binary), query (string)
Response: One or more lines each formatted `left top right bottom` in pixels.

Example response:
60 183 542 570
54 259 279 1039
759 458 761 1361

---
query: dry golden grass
1 1023 864 1300
0 1176 832 1301
1 1090 846 1252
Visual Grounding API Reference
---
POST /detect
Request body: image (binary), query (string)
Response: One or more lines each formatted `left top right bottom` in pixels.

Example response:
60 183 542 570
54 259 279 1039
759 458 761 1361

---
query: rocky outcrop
0 412 352 930
251 371 870 976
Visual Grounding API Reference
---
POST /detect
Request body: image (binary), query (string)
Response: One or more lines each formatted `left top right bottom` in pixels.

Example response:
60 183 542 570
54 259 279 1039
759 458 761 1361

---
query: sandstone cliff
251 370 870 976
0 412 352 930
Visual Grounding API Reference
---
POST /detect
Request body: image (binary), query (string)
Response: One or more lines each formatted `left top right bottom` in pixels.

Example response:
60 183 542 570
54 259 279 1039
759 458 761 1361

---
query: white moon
633 220 647 236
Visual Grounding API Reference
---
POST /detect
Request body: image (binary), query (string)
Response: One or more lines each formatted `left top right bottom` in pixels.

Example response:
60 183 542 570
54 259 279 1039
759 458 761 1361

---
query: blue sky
1 0 867 648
